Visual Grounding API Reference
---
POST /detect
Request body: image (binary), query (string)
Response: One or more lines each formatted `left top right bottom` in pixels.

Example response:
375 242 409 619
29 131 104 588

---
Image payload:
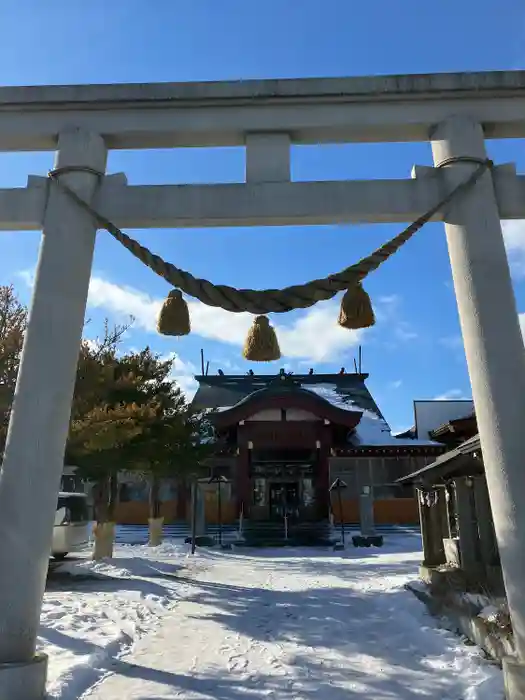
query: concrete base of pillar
503 657 525 699
148 517 164 547
0 653 48 700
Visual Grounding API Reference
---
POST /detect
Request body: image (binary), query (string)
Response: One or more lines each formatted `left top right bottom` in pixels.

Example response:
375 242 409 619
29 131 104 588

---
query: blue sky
2 0 525 432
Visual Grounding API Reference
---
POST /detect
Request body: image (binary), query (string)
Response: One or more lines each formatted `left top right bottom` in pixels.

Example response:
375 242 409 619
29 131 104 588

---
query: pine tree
118 349 214 546
0 289 215 557
67 323 156 558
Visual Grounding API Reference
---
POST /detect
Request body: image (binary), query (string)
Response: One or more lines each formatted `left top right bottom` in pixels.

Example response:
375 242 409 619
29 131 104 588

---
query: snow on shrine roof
193 373 382 416
302 384 440 447
193 373 439 448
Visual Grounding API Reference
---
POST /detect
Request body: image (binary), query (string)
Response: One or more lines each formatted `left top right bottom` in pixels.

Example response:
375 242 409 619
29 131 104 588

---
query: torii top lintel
1 69 525 151
2 69 525 232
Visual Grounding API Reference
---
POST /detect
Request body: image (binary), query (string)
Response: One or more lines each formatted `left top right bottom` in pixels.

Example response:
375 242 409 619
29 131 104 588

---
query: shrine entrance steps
237 519 335 548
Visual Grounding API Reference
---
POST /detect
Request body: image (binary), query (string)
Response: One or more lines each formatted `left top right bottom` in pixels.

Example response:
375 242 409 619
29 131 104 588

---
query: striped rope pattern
49 160 491 315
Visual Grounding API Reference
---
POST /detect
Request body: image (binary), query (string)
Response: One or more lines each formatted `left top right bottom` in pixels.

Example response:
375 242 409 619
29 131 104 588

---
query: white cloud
502 220 525 277
394 324 418 342
388 379 403 390
371 295 418 344
88 278 158 330
87 276 365 363
16 269 33 287
19 273 200 397
502 220 525 248
374 294 401 323
376 294 401 306
17 271 416 365
277 303 365 362
433 389 471 401
165 354 199 398
207 357 244 374
83 338 99 352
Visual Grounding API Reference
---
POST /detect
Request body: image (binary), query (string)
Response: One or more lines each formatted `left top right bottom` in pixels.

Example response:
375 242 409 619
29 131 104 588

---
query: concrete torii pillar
431 115 525 697
0 128 106 699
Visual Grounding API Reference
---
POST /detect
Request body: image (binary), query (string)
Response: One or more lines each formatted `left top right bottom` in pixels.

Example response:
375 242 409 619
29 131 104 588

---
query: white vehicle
52 492 91 560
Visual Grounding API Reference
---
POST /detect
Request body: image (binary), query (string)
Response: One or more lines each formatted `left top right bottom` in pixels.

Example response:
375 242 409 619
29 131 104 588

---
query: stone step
239 520 335 547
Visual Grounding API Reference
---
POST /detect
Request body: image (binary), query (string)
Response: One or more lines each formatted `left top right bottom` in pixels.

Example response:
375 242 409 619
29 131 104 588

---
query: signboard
250 463 314 477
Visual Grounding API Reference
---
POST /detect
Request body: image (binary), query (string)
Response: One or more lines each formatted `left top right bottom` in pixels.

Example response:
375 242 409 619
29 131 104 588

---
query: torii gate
1 71 525 698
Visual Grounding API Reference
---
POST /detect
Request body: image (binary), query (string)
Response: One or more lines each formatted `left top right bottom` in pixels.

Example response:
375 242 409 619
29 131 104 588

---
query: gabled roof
192 372 441 449
209 384 364 430
192 372 383 416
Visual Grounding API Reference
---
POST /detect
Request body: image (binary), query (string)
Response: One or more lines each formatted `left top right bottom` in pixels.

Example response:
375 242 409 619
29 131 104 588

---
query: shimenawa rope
48 158 492 360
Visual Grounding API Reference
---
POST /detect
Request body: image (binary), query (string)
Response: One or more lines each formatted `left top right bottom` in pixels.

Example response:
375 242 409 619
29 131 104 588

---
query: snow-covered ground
42 542 199 698
40 533 504 699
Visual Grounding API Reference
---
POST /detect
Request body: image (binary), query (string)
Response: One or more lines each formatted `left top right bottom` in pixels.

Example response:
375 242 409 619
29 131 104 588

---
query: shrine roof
192 373 441 448
192 372 382 415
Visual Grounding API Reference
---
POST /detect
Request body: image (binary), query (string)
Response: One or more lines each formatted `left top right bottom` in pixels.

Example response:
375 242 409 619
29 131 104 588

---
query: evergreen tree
0 288 215 557
118 349 214 545
67 323 156 558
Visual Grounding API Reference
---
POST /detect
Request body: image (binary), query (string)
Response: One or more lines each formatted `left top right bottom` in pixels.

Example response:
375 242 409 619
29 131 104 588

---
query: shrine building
191 370 445 526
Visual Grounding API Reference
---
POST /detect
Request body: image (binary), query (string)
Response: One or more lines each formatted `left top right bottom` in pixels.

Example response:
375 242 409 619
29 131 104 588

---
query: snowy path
82 537 502 699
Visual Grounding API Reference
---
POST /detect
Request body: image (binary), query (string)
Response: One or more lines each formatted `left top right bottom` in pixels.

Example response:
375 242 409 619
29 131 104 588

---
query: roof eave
397 434 482 485
211 391 364 429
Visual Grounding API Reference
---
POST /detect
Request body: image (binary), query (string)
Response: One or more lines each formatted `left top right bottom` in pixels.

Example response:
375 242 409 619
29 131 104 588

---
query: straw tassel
157 289 191 336
243 315 281 362
338 282 375 330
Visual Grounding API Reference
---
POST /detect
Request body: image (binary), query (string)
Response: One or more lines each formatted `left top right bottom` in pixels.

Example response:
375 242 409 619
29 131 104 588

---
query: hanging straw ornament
48 159 490 359
243 315 281 362
337 282 375 330
157 289 191 336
